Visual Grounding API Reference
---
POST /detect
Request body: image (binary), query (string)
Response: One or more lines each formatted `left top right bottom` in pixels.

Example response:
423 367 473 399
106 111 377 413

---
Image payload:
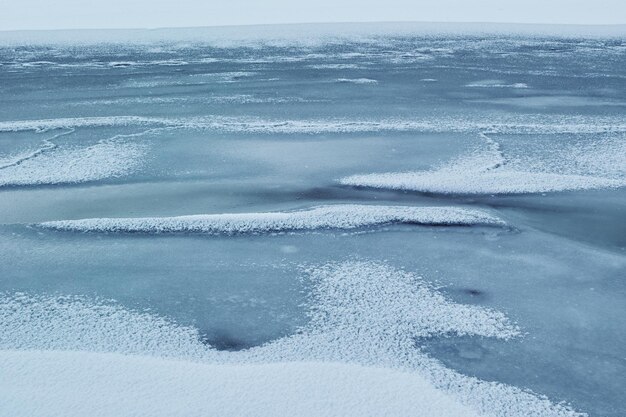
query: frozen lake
0 25 625 417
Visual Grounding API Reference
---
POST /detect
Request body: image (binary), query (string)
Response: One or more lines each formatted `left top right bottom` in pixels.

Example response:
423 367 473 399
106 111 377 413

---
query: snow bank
37 204 504 234
0 350 477 417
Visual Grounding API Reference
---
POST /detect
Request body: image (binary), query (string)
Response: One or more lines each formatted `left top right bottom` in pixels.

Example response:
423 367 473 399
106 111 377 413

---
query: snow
37 204 504 234
0 262 581 417
335 78 378 84
340 170 625 194
2 114 625 135
339 131 626 195
0 350 478 417
1 28 619 416
0 138 147 187
0 116 162 133
466 80 529 88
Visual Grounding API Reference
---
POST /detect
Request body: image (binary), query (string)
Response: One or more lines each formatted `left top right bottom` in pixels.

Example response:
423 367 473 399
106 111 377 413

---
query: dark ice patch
201 329 257 351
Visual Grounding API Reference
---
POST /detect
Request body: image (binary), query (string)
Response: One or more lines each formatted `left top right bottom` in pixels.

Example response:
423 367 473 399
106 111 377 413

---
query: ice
0 116 161 133
467 96 626 108
1 27 625 417
0 262 580 417
340 132 626 195
2 115 626 135
1 22 624 47
38 204 504 234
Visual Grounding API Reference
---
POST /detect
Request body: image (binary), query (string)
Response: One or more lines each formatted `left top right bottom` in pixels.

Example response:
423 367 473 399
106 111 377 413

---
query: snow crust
37 204 504 234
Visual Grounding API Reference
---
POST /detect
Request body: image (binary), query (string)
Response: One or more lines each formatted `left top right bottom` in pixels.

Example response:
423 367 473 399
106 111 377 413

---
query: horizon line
2 20 626 34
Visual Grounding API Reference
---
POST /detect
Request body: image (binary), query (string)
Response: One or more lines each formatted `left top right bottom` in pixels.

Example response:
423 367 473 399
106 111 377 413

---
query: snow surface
0 137 147 187
37 204 504 234
2 114 625 135
340 132 626 195
0 262 581 417
0 350 478 417
340 170 624 194
335 78 378 84
466 80 529 88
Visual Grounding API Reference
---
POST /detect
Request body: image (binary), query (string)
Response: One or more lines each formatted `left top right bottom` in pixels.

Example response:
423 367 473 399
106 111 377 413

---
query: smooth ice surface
1 27 625 417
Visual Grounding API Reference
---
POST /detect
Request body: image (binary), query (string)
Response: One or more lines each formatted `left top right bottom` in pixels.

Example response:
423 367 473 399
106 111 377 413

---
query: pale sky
1 0 625 31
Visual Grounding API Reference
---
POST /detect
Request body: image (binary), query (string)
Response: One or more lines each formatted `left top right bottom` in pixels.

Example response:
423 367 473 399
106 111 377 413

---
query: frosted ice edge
2 114 626 135
37 204 505 234
340 170 625 194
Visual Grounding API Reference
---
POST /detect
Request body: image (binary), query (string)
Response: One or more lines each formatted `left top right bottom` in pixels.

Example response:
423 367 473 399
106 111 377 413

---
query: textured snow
466 80 529 88
65 95 312 106
340 132 626 195
0 350 478 417
0 116 161 133
0 261 582 417
0 129 66 170
335 78 378 84
0 139 146 187
37 204 504 234
340 170 624 194
2 114 626 135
